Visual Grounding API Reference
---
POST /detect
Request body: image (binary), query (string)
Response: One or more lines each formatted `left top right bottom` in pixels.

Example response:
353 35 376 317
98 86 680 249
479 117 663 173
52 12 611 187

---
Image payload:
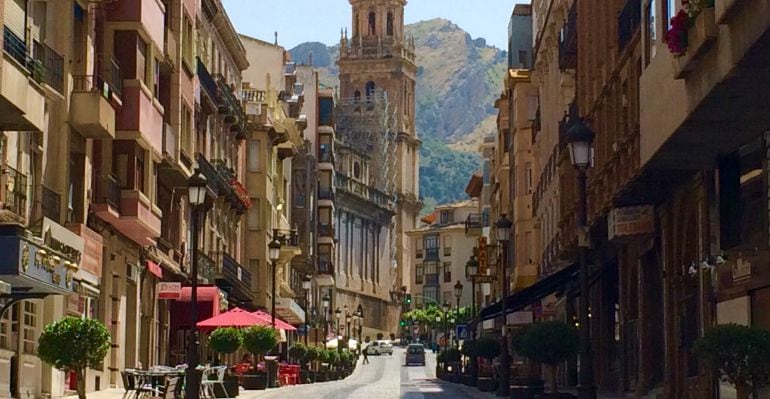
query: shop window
22 301 37 354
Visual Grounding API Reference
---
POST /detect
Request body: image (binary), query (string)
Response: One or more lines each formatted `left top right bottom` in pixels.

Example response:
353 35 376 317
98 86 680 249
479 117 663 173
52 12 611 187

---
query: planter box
478 377 495 392
212 376 240 397
673 7 717 79
240 373 267 390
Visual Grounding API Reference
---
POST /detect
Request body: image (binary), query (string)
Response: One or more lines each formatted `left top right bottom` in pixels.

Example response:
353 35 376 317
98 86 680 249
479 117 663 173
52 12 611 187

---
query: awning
479 263 578 321
253 310 296 331
177 286 221 302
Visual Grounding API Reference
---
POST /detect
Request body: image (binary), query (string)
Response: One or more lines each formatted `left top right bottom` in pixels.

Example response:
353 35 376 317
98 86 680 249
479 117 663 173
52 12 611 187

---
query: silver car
366 340 394 355
405 343 426 366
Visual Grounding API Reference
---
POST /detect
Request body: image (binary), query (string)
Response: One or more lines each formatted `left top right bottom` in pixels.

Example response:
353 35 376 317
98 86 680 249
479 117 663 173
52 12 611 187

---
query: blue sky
222 1 527 51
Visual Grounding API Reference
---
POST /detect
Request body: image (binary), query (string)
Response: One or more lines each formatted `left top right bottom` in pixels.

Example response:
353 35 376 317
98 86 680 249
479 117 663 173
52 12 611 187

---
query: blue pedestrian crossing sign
456 324 469 340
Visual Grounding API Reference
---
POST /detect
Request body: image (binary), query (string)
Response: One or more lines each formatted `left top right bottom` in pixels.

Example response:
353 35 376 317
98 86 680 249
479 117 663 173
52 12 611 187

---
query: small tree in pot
207 328 242 397
475 335 501 392
38 317 110 399
517 321 579 398
289 344 308 365
461 340 478 386
693 323 770 399
240 326 278 390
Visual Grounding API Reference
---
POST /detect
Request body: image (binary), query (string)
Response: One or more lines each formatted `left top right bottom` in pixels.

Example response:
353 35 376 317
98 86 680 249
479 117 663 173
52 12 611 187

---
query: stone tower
338 0 421 296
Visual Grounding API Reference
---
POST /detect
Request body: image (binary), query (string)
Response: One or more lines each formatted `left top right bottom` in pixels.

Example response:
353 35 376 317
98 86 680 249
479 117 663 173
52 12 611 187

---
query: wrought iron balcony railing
42 185 61 222
93 174 121 209
32 41 63 93
4 165 27 220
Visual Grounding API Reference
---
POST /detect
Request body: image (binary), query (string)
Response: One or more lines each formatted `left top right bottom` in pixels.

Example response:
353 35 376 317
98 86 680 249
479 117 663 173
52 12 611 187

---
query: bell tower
338 0 422 322
339 0 417 138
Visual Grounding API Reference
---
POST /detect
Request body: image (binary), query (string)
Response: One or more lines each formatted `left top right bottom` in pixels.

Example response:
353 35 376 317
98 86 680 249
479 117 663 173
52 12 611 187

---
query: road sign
456 324 469 340
439 337 447 347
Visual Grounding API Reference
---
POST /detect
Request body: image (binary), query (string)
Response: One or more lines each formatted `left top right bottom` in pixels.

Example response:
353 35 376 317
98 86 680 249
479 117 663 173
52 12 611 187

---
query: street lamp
335 307 342 340
322 293 330 346
454 281 463 347
466 254 478 318
496 214 512 397
566 118 596 399
356 304 364 342
435 314 442 355
268 232 282 328
442 300 450 352
301 274 312 345
186 170 209 399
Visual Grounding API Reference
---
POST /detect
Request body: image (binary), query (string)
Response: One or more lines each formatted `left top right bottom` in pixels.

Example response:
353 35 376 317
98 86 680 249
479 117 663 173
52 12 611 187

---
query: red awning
253 310 297 331
177 286 221 302
197 307 268 330
147 260 163 279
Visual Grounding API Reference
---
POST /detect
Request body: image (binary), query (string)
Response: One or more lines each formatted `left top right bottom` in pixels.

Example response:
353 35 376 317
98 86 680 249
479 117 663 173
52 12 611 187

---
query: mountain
289 18 507 211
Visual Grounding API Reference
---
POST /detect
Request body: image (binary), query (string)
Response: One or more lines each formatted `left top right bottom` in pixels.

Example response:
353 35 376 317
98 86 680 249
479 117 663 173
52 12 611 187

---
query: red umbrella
196 307 269 330
253 310 297 331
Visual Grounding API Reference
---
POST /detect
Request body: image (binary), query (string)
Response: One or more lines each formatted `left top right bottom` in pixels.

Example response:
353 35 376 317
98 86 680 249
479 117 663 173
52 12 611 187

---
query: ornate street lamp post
356 304 364 343
442 300 450 352
496 214 512 397
268 233 282 328
301 274 312 345
566 118 597 399
322 293 330 346
186 171 210 399
454 281 463 347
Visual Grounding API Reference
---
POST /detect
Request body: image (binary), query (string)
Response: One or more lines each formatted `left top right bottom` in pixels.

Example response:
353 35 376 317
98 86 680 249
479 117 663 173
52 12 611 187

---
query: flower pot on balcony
673 7 717 79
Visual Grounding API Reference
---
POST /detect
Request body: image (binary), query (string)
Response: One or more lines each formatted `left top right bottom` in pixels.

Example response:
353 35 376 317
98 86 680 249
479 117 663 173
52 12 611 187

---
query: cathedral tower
338 0 421 312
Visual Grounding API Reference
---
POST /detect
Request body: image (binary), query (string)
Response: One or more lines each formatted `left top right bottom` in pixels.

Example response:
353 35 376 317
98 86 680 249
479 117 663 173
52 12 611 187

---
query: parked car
366 340 394 355
405 343 426 366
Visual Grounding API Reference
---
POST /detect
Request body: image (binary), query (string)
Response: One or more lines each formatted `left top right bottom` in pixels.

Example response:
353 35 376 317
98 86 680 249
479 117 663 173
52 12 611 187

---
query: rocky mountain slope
289 18 506 210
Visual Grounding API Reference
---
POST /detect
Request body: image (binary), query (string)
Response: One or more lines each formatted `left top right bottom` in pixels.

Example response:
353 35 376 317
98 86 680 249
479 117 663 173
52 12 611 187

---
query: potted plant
38 317 111 399
240 326 278 390
509 328 545 399
474 336 501 392
517 321 579 399
306 346 322 382
327 351 340 379
289 343 308 366
317 349 331 382
693 323 770 399
207 327 242 397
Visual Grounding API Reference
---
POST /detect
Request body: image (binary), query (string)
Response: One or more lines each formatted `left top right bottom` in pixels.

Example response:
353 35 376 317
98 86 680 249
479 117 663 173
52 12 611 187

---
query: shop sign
0 234 74 294
43 218 84 264
157 282 182 300
478 236 488 273
608 206 655 242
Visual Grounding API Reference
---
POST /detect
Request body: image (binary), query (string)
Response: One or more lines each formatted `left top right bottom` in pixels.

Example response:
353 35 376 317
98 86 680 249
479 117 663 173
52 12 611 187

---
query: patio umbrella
196 307 268 330
252 310 297 331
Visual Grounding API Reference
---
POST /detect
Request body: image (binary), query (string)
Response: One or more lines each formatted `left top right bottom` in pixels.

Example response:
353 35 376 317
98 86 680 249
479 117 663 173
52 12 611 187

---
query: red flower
666 9 690 56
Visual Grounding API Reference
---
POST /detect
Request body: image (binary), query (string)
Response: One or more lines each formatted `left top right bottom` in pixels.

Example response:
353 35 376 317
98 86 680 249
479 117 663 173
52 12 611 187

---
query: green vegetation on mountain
289 18 505 209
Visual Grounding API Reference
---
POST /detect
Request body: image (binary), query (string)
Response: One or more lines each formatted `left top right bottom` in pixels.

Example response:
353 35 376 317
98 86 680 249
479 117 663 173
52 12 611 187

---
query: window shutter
4 0 27 41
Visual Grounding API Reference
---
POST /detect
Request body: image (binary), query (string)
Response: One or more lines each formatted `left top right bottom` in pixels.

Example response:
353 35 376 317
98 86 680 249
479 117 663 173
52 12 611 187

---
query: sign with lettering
158 282 182 300
478 236 488 273
607 206 655 242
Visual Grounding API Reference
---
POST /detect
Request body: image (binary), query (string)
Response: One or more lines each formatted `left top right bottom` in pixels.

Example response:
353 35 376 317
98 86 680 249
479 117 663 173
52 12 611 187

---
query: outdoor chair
149 377 179 399
200 366 229 399
122 370 161 399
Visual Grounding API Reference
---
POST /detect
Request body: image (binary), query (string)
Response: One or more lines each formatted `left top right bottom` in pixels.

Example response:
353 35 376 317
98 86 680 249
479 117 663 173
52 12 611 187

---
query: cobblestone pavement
240 348 494 399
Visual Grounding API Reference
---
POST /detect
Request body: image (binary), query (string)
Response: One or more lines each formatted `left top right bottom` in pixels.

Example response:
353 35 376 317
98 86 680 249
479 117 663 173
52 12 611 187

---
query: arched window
387 12 394 36
354 90 361 101
353 162 361 179
365 81 376 98
368 12 376 35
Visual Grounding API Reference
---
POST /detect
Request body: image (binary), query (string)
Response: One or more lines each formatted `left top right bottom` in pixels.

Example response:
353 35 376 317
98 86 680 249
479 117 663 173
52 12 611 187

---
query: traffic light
405 294 412 305
399 320 406 327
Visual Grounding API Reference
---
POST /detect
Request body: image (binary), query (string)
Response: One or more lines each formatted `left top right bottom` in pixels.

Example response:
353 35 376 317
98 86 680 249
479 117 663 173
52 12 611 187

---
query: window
415 263 423 284
365 81 376 98
443 235 452 256
422 287 439 304
136 149 146 194
425 235 439 258
415 238 423 258
247 198 259 229
387 12 394 36
424 261 438 275
137 38 148 84
368 12 376 35
354 90 361 102
646 0 657 64
248 259 259 288
353 162 361 179
181 103 193 158
440 210 453 225
443 291 452 303
518 50 528 69
664 0 675 30
182 13 194 70
22 301 37 354
0 307 10 349
443 262 451 283
525 162 533 193
248 140 261 171
154 58 160 99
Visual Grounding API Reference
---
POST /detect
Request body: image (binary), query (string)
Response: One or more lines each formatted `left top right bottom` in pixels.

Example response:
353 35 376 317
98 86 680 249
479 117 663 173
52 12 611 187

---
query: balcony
216 76 247 139
318 145 334 165
212 251 253 303
92 174 121 225
41 185 61 222
4 165 27 221
115 189 162 246
334 173 392 210
158 123 189 187
107 0 165 50
242 87 268 126
70 76 117 139
465 213 483 236
116 81 164 155
197 250 216 283
318 223 335 238
318 187 334 201
0 27 45 131
197 156 251 214
317 260 334 275
197 57 218 108
617 0 642 52
558 2 577 70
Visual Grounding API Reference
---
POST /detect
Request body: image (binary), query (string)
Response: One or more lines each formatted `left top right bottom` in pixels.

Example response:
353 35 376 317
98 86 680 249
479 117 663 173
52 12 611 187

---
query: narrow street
241 348 486 399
